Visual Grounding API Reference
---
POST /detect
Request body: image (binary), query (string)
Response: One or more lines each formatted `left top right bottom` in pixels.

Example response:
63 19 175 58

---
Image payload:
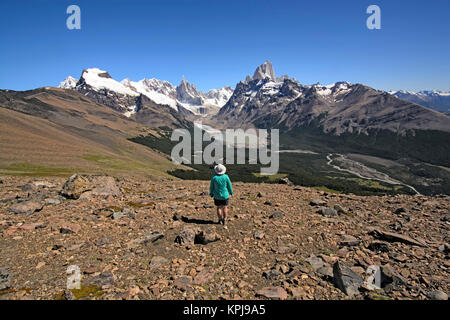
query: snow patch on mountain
59 76 77 89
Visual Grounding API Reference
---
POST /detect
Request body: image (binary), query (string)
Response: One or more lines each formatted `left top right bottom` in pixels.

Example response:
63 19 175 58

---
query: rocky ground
0 174 448 300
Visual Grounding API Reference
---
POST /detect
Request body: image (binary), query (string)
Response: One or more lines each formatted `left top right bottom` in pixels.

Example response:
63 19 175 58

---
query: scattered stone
128 231 164 249
333 261 363 297
112 212 124 220
254 230 265 240
45 198 61 205
368 241 390 253
427 290 448 301
310 199 327 206
316 266 333 279
256 286 288 300
306 256 327 271
269 211 283 219
394 207 408 215
263 269 281 280
257 192 265 198
85 272 115 287
380 265 407 288
317 207 338 217
195 229 220 245
193 269 215 285
264 201 272 206
149 256 168 269
339 235 360 247
333 204 347 214
8 201 43 215
60 174 121 200
368 227 427 247
59 222 81 234
174 276 192 291
0 267 11 290
365 265 382 290
175 227 197 245
20 222 45 231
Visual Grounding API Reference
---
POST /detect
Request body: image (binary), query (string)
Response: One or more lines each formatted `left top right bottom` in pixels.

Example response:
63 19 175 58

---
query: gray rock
254 230 265 240
333 261 364 296
195 229 220 245
339 235 360 247
128 231 164 250
306 256 327 271
269 211 283 219
334 204 347 214
9 201 43 215
112 212 124 220
316 266 334 279
365 265 382 290
149 256 168 269
174 276 193 292
45 197 61 205
310 199 327 206
175 226 197 245
85 272 115 287
262 269 281 280
60 174 121 199
368 241 390 253
427 290 448 300
380 265 407 288
257 192 265 198
317 207 338 217
0 266 11 290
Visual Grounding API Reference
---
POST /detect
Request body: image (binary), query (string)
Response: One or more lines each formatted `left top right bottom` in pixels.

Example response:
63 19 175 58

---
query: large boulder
60 174 121 199
9 200 43 215
333 261 363 297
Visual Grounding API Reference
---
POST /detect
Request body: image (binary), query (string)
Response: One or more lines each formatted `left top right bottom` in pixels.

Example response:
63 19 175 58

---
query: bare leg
223 205 228 221
216 206 223 223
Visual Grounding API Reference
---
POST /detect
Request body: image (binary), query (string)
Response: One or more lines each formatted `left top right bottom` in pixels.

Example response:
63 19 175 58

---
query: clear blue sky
1 0 449 92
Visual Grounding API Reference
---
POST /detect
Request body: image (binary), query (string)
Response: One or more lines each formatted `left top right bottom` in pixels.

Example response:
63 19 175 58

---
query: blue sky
0 0 449 92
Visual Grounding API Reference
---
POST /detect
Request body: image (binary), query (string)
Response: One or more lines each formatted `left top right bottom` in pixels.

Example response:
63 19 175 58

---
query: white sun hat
214 164 226 175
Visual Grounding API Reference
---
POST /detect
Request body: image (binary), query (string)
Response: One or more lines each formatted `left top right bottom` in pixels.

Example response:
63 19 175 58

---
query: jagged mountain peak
252 60 276 81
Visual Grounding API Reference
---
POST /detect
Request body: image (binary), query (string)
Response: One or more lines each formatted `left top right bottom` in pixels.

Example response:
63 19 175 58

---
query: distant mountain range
59 62 450 134
60 68 233 118
213 61 450 135
389 90 450 114
1 61 449 195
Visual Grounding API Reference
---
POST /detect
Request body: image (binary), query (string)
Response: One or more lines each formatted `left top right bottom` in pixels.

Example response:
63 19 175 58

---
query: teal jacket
209 174 233 200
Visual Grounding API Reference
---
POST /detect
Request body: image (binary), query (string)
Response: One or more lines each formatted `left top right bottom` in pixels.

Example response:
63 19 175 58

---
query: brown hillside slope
0 87 184 177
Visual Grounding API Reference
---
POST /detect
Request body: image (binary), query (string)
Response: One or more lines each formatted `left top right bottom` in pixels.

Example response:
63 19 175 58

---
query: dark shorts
214 198 229 206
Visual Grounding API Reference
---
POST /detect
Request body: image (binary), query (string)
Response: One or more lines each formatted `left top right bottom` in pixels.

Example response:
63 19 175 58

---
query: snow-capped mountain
214 62 450 135
59 76 77 89
389 90 450 114
59 68 233 117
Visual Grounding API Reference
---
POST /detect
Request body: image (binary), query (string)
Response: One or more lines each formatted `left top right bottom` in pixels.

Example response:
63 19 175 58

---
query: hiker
209 164 233 228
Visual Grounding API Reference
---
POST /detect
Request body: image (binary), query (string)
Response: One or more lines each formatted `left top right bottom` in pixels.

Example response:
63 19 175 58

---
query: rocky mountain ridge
213 63 450 135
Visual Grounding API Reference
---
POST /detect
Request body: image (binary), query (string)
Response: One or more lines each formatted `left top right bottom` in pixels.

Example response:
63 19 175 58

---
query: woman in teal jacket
209 164 233 228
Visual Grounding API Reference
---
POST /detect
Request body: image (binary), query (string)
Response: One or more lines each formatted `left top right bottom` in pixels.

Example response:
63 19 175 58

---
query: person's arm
226 176 233 196
209 177 214 197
